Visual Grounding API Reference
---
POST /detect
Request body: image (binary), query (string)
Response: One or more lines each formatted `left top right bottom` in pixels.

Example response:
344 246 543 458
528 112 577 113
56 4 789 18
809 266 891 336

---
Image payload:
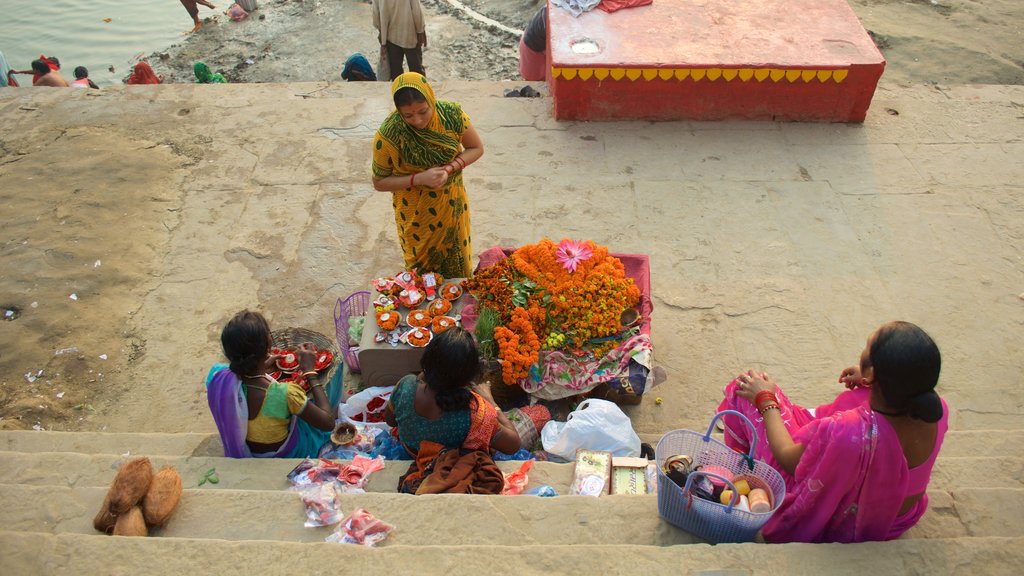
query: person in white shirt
373 0 427 80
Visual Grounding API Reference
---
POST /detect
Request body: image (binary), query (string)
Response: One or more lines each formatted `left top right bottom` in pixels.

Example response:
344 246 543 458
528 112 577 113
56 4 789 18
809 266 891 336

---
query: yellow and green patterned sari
372 72 473 278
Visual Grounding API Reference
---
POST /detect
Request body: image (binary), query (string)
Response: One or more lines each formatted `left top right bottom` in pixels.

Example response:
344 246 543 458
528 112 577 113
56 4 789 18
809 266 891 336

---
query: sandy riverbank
144 0 1022 86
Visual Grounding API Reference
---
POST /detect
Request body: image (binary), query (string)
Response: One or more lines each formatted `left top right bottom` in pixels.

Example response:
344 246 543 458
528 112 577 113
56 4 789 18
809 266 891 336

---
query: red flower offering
277 351 299 371
314 349 333 371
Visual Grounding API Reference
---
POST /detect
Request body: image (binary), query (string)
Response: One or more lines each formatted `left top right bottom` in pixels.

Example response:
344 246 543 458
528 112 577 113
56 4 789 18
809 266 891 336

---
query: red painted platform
548 0 885 122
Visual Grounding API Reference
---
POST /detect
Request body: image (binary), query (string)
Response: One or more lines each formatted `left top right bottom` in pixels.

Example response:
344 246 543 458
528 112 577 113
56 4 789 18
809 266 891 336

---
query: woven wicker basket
271 327 340 385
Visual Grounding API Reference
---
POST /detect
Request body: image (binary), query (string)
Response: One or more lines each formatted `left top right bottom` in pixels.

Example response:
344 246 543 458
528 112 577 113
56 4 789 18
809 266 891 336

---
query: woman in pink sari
717 321 947 543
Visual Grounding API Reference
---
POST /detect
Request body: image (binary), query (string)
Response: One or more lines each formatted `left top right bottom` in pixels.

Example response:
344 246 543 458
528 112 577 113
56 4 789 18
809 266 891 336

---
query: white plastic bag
339 385 394 433
540 399 641 459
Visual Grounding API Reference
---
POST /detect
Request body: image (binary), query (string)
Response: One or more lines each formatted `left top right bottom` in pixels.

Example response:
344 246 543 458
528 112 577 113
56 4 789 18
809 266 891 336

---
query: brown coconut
108 457 154 514
112 506 148 537
142 466 183 527
92 491 117 534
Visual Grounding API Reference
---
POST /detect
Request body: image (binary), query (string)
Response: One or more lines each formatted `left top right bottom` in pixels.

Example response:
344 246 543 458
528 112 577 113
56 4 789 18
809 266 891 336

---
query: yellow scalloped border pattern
552 68 850 83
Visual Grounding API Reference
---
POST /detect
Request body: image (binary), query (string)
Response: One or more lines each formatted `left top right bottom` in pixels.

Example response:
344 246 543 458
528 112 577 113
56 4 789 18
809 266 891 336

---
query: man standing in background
373 0 427 80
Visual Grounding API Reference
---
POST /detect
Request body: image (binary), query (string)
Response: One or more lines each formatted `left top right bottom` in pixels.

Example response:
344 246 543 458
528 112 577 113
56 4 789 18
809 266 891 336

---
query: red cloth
598 0 653 13
32 55 60 84
127 62 160 85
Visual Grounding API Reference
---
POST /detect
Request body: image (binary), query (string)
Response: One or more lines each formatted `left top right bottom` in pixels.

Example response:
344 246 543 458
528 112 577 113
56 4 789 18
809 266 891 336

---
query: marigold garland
466 238 641 385
494 307 541 385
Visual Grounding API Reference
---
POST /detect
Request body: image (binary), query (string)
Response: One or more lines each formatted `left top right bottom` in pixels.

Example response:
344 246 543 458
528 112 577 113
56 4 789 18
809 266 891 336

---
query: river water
3 0 206 87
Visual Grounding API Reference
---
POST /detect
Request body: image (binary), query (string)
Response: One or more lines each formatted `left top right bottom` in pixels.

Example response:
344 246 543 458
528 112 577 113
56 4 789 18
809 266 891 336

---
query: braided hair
221 310 271 377
869 321 943 422
420 327 479 412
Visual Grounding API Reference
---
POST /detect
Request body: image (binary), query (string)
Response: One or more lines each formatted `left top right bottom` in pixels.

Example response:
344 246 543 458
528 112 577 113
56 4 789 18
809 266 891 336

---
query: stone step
0 430 218 457
2 531 1022 575
2 450 1018 494
1 483 1019 543
0 452 574 493
4 428 1020 459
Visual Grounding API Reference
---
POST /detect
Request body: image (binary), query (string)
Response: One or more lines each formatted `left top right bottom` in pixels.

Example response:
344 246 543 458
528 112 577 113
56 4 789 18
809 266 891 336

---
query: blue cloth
341 53 376 81
493 448 534 461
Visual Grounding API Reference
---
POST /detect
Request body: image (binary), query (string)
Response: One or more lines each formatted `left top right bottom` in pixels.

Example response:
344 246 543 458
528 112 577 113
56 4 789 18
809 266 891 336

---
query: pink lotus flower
555 239 593 273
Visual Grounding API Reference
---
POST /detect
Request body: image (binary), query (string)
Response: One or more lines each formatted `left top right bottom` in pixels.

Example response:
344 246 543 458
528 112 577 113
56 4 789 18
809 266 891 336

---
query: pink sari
717 382 941 543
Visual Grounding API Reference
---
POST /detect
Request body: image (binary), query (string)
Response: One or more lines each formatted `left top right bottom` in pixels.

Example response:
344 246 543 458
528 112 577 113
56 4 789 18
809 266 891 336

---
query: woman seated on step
384 327 521 493
718 321 948 542
207 310 336 458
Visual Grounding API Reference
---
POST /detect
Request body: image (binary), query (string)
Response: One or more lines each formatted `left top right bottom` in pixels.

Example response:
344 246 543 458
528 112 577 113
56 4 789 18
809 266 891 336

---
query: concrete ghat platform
549 0 885 122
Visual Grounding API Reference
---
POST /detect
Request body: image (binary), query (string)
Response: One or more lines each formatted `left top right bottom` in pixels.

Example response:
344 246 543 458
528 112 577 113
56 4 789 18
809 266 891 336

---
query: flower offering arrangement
370 269 463 347
463 239 641 386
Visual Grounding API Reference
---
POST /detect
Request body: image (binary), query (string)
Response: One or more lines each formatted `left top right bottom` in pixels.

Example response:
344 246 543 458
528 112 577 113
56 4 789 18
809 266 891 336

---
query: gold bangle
302 370 319 378
759 404 780 416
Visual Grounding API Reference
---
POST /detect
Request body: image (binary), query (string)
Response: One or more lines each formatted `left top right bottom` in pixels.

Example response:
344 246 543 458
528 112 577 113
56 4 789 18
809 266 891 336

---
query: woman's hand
735 370 775 404
259 351 281 375
472 381 497 406
839 365 868 390
296 342 317 373
417 167 449 189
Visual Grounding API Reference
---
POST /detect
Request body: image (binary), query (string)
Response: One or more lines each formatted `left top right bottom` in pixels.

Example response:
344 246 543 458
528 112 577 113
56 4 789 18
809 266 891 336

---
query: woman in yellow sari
371 72 484 278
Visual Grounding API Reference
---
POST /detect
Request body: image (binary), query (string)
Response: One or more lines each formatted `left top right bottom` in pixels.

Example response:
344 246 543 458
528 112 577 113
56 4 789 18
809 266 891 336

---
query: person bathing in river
180 0 218 33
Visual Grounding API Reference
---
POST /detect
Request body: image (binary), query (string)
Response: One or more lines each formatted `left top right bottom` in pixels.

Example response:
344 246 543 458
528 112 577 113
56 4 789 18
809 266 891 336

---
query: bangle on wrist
409 173 416 188
759 404 780 416
754 390 778 409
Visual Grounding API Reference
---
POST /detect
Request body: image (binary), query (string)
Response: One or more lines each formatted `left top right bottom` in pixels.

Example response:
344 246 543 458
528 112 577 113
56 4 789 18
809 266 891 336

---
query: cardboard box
571 449 612 496
611 456 651 495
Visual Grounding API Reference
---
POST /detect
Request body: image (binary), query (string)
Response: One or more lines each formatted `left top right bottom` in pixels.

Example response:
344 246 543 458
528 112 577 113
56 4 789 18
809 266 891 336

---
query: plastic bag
501 460 534 495
540 399 641 460
338 455 386 490
339 385 394 432
287 458 346 487
326 508 394 546
369 430 411 460
226 3 249 21
294 482 343 527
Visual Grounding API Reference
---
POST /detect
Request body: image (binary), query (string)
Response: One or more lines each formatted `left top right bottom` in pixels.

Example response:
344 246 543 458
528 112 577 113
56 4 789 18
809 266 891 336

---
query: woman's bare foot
188 21 201 33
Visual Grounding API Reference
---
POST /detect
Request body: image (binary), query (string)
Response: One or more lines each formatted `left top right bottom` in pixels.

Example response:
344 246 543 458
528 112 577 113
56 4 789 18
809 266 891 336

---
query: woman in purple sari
718 321 948 543
207 311 336 458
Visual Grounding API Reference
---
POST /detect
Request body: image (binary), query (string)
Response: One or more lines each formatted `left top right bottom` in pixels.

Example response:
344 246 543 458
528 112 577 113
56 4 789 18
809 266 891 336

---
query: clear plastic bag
326 508 394 546
294 482 342 527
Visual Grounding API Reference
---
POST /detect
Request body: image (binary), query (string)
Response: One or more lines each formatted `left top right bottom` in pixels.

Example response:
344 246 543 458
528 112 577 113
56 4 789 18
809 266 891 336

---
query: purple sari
207 367 298 458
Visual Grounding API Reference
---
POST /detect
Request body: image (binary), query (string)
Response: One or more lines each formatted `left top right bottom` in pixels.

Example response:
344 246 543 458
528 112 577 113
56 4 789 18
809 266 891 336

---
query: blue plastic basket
334 291 370 374
656 410 786 543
